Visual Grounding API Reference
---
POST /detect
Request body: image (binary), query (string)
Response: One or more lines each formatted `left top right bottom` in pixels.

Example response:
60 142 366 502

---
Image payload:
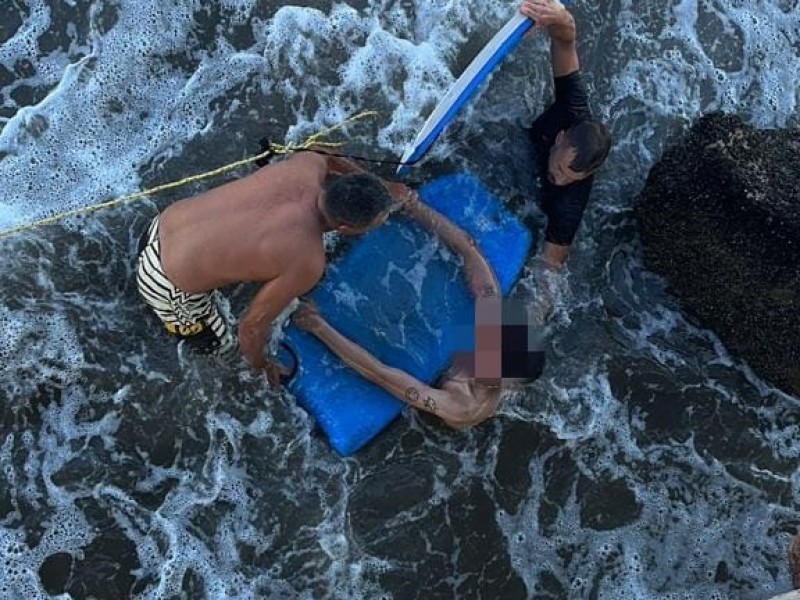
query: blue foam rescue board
282 173 533 455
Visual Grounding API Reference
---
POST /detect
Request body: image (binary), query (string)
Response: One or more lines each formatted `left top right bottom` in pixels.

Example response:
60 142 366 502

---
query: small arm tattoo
424 396 438 413
406 387 437 413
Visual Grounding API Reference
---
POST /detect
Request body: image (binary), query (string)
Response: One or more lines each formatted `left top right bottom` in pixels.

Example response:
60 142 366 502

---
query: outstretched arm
239 264 322 382
401 191 506 381
402 192 501 300
520 0 579 77
292 303 490 429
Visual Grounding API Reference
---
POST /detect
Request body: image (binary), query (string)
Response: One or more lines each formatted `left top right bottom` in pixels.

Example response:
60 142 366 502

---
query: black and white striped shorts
136 216 236 356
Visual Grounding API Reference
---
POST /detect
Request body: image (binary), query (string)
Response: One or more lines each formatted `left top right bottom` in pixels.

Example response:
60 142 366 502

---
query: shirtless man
292 188 545 429
520 0 612 268
136 151 404 384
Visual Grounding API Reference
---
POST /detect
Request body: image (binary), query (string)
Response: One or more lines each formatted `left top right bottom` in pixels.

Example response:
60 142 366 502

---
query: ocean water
1 0 799 598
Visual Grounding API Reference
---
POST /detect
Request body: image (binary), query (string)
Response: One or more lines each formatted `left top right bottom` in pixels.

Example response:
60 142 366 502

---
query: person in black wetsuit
520 0 612 269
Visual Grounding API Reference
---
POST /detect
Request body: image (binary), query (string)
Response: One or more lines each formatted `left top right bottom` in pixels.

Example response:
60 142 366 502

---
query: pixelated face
452 297 545 383
547 130 594 187
474 296 503 380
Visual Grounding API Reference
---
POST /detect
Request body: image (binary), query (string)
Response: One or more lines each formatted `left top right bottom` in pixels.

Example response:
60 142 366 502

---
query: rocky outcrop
636 112 799 397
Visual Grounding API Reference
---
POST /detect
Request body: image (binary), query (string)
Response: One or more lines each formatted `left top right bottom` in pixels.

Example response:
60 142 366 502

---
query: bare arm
402 193 505 382
520 0 579 77
542 241 570 268
239 265 322 373
402 193 501 300
292 305 490 429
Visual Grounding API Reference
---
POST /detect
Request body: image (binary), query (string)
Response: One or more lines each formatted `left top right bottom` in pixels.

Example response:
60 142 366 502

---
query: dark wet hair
565 119 612 174
324 173 392 227
501 299 546 384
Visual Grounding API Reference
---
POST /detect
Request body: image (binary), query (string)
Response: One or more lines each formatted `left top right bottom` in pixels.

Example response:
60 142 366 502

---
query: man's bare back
158 153 328 294
135 149 397 383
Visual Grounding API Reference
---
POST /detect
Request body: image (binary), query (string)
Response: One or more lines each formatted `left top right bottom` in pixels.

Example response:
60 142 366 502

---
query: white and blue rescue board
282 173 533 455
398 4 570 173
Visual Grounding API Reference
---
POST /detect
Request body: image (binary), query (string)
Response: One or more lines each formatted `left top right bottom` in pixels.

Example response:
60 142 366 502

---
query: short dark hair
501 299 546 383
565 120 612 173
324 173 392 227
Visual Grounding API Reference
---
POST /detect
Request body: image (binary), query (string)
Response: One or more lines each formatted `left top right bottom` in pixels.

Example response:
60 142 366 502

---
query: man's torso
529 70 595 247
157 155 327 293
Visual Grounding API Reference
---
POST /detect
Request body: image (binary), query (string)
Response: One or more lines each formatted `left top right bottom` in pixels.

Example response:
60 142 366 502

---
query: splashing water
1 0 799 597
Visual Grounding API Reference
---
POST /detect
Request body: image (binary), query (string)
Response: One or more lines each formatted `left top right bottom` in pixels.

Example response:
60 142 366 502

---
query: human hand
519 0 571 31
401 187 421 211
262 358 292 387
383 181 418 212
240 340 267 370
529 258 569 325
291 300 323 333
392 185 421 215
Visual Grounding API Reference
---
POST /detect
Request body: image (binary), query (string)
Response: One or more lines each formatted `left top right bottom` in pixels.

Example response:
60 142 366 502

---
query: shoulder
245 154 326 198
285 151 328 176
529 105 561 154
542 177 594 245
258 152 327 184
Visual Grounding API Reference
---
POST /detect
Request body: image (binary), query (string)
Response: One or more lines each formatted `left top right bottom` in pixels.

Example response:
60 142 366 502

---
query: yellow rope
0 110 378 241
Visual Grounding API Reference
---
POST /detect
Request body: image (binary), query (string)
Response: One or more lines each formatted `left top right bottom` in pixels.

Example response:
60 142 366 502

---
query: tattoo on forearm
424 396 438 413
405 387 438 413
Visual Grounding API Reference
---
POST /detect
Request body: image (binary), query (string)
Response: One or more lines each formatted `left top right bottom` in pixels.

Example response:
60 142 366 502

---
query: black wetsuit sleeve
553 71 592 122
542 176 593 246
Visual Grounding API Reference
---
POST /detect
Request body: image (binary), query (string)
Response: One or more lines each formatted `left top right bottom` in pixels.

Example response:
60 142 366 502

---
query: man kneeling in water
292 188 544 429
136 150 406 384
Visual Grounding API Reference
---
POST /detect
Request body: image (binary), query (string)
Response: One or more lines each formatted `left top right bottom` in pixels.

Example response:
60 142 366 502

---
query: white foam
2 0 799 598
0 307 84 398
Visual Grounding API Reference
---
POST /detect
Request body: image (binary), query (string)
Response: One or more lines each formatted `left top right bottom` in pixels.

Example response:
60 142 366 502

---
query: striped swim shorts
136 216 236 356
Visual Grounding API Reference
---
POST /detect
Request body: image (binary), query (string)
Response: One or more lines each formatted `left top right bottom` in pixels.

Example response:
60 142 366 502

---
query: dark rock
346 463 526 599
636 112 800 396
532 569 567 599
450 480 528 599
